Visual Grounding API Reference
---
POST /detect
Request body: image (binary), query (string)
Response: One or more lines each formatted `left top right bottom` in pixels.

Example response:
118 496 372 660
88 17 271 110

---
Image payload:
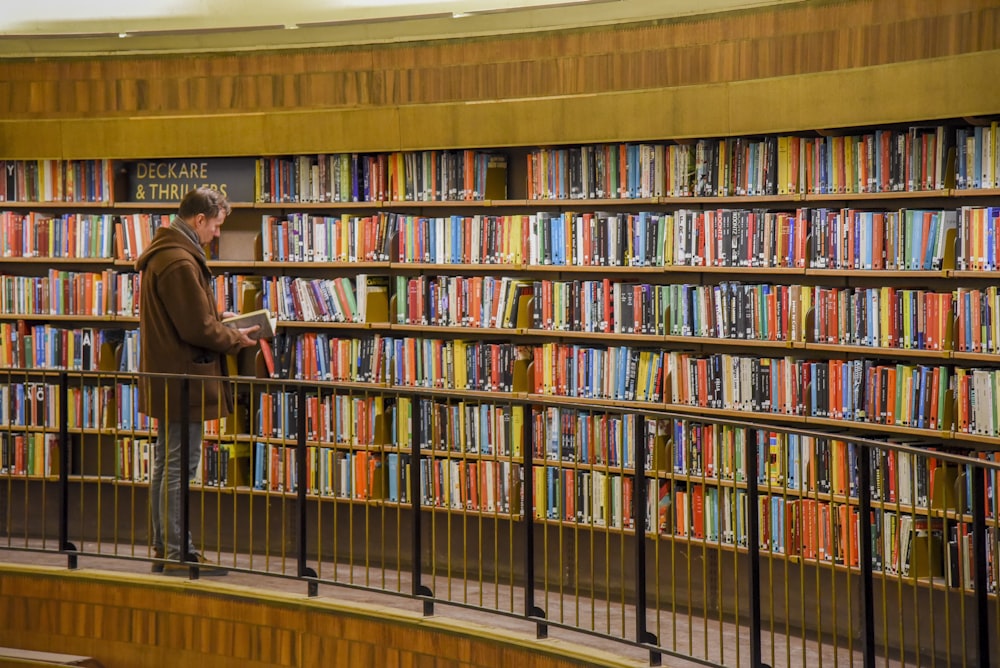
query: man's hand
235 325 260 348
222 311 238 320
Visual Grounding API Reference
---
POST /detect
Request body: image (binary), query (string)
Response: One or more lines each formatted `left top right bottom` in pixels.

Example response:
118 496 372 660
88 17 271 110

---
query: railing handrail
2 366 996 668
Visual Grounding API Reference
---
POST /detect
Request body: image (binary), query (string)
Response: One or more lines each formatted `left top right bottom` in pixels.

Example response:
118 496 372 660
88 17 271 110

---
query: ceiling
0 0 799 56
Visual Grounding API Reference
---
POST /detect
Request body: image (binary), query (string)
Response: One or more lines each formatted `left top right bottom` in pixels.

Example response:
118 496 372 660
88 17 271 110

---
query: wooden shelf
0 201 112 209
0 256 114 265
806 268 950 278
278 320 374 330
952 351 1000 363
802 189 951 201
389 262 523 272
0 312 116 321
254 200 381 210
803 343 948 358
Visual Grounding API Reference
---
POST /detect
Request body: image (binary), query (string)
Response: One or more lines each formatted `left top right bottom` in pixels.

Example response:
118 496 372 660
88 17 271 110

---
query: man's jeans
151 421 201 560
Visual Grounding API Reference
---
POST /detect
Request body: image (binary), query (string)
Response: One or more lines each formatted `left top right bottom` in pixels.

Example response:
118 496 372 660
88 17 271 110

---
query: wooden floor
0 545 890 668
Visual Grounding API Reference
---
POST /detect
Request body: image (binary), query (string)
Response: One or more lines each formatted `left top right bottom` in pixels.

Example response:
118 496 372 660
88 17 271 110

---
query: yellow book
800 286 813 344
542 342 554 394
636 352 650 401
511 405 524 459
454 340 468 390
534 468 547 520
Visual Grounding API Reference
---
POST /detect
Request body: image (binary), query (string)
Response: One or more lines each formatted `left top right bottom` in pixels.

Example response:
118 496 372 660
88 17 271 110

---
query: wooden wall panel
0 0 998 159
2 49 999 159
0 0 997 120
0 565 635 668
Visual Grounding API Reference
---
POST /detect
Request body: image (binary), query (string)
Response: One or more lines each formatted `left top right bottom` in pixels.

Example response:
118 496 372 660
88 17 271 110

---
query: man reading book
136 187 259 575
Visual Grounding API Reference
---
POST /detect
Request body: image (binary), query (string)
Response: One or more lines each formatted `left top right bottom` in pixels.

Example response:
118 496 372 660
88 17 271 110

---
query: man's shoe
162 552 228 577
151 548 164 574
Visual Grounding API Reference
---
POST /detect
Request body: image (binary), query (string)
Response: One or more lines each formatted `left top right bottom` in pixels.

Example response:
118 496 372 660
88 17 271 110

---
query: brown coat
136 225 243 422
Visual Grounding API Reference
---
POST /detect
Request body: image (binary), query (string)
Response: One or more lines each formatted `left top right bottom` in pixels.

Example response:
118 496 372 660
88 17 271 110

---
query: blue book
964 295 973 351
786 435 800 490
479 404 490 455
916 366 929 429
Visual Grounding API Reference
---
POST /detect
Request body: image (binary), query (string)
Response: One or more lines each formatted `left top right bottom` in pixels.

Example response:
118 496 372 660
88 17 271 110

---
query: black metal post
410 396 433 614
179 377 197 579
971 464 991 668
522 403 546 638
745 428 767 668
633 416 661 666
857 445 876 668
297 384 318 596
58 372 77 568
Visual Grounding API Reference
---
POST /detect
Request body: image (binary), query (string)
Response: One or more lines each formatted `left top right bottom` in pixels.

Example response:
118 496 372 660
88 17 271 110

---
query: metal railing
1 367 998 667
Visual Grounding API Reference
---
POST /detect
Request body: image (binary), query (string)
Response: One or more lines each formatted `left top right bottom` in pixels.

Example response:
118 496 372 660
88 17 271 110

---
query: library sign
125 158 255 203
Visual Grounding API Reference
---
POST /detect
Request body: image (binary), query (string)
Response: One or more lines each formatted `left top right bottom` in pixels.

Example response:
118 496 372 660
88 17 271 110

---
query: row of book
265 333 520 392
530 343 664 402
254 205 989 271
255 391 384 444
220 276 986 358
1 212 116 259
0 323 106 370
399 398 525 457
386 151 507 202
0 270 114 317
256 152 510 204
526 128 954 199
0 205 994 273
259 274 386 324
9 410 992 522
0 432 60 477
0 380 154 432
389 207 961 270
256 154 389 204
394 275 529 329
808 207 954 271
250 441 522 514
115 437 151 482
115 213 170 262
0 125 994 207
4 273 999 358
955 124 1000 191
0 159 115 204
260 212 394 262
665 353 953 428
3 321 996 441
116 382 155 432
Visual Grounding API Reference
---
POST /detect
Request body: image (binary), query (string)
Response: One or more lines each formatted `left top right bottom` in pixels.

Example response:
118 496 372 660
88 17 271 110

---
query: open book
222 309 277 340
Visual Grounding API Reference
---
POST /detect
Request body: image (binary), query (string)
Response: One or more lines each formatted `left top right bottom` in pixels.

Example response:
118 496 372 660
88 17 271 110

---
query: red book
691 484 704 539
258 338 276 378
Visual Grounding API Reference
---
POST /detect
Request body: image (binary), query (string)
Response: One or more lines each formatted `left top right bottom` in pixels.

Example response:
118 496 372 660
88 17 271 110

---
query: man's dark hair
178 187 232 221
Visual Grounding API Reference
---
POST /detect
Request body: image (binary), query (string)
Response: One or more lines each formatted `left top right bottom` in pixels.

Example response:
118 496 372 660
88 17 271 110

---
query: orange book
691 484 704 539
354 451 369 499
885 367 897 425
